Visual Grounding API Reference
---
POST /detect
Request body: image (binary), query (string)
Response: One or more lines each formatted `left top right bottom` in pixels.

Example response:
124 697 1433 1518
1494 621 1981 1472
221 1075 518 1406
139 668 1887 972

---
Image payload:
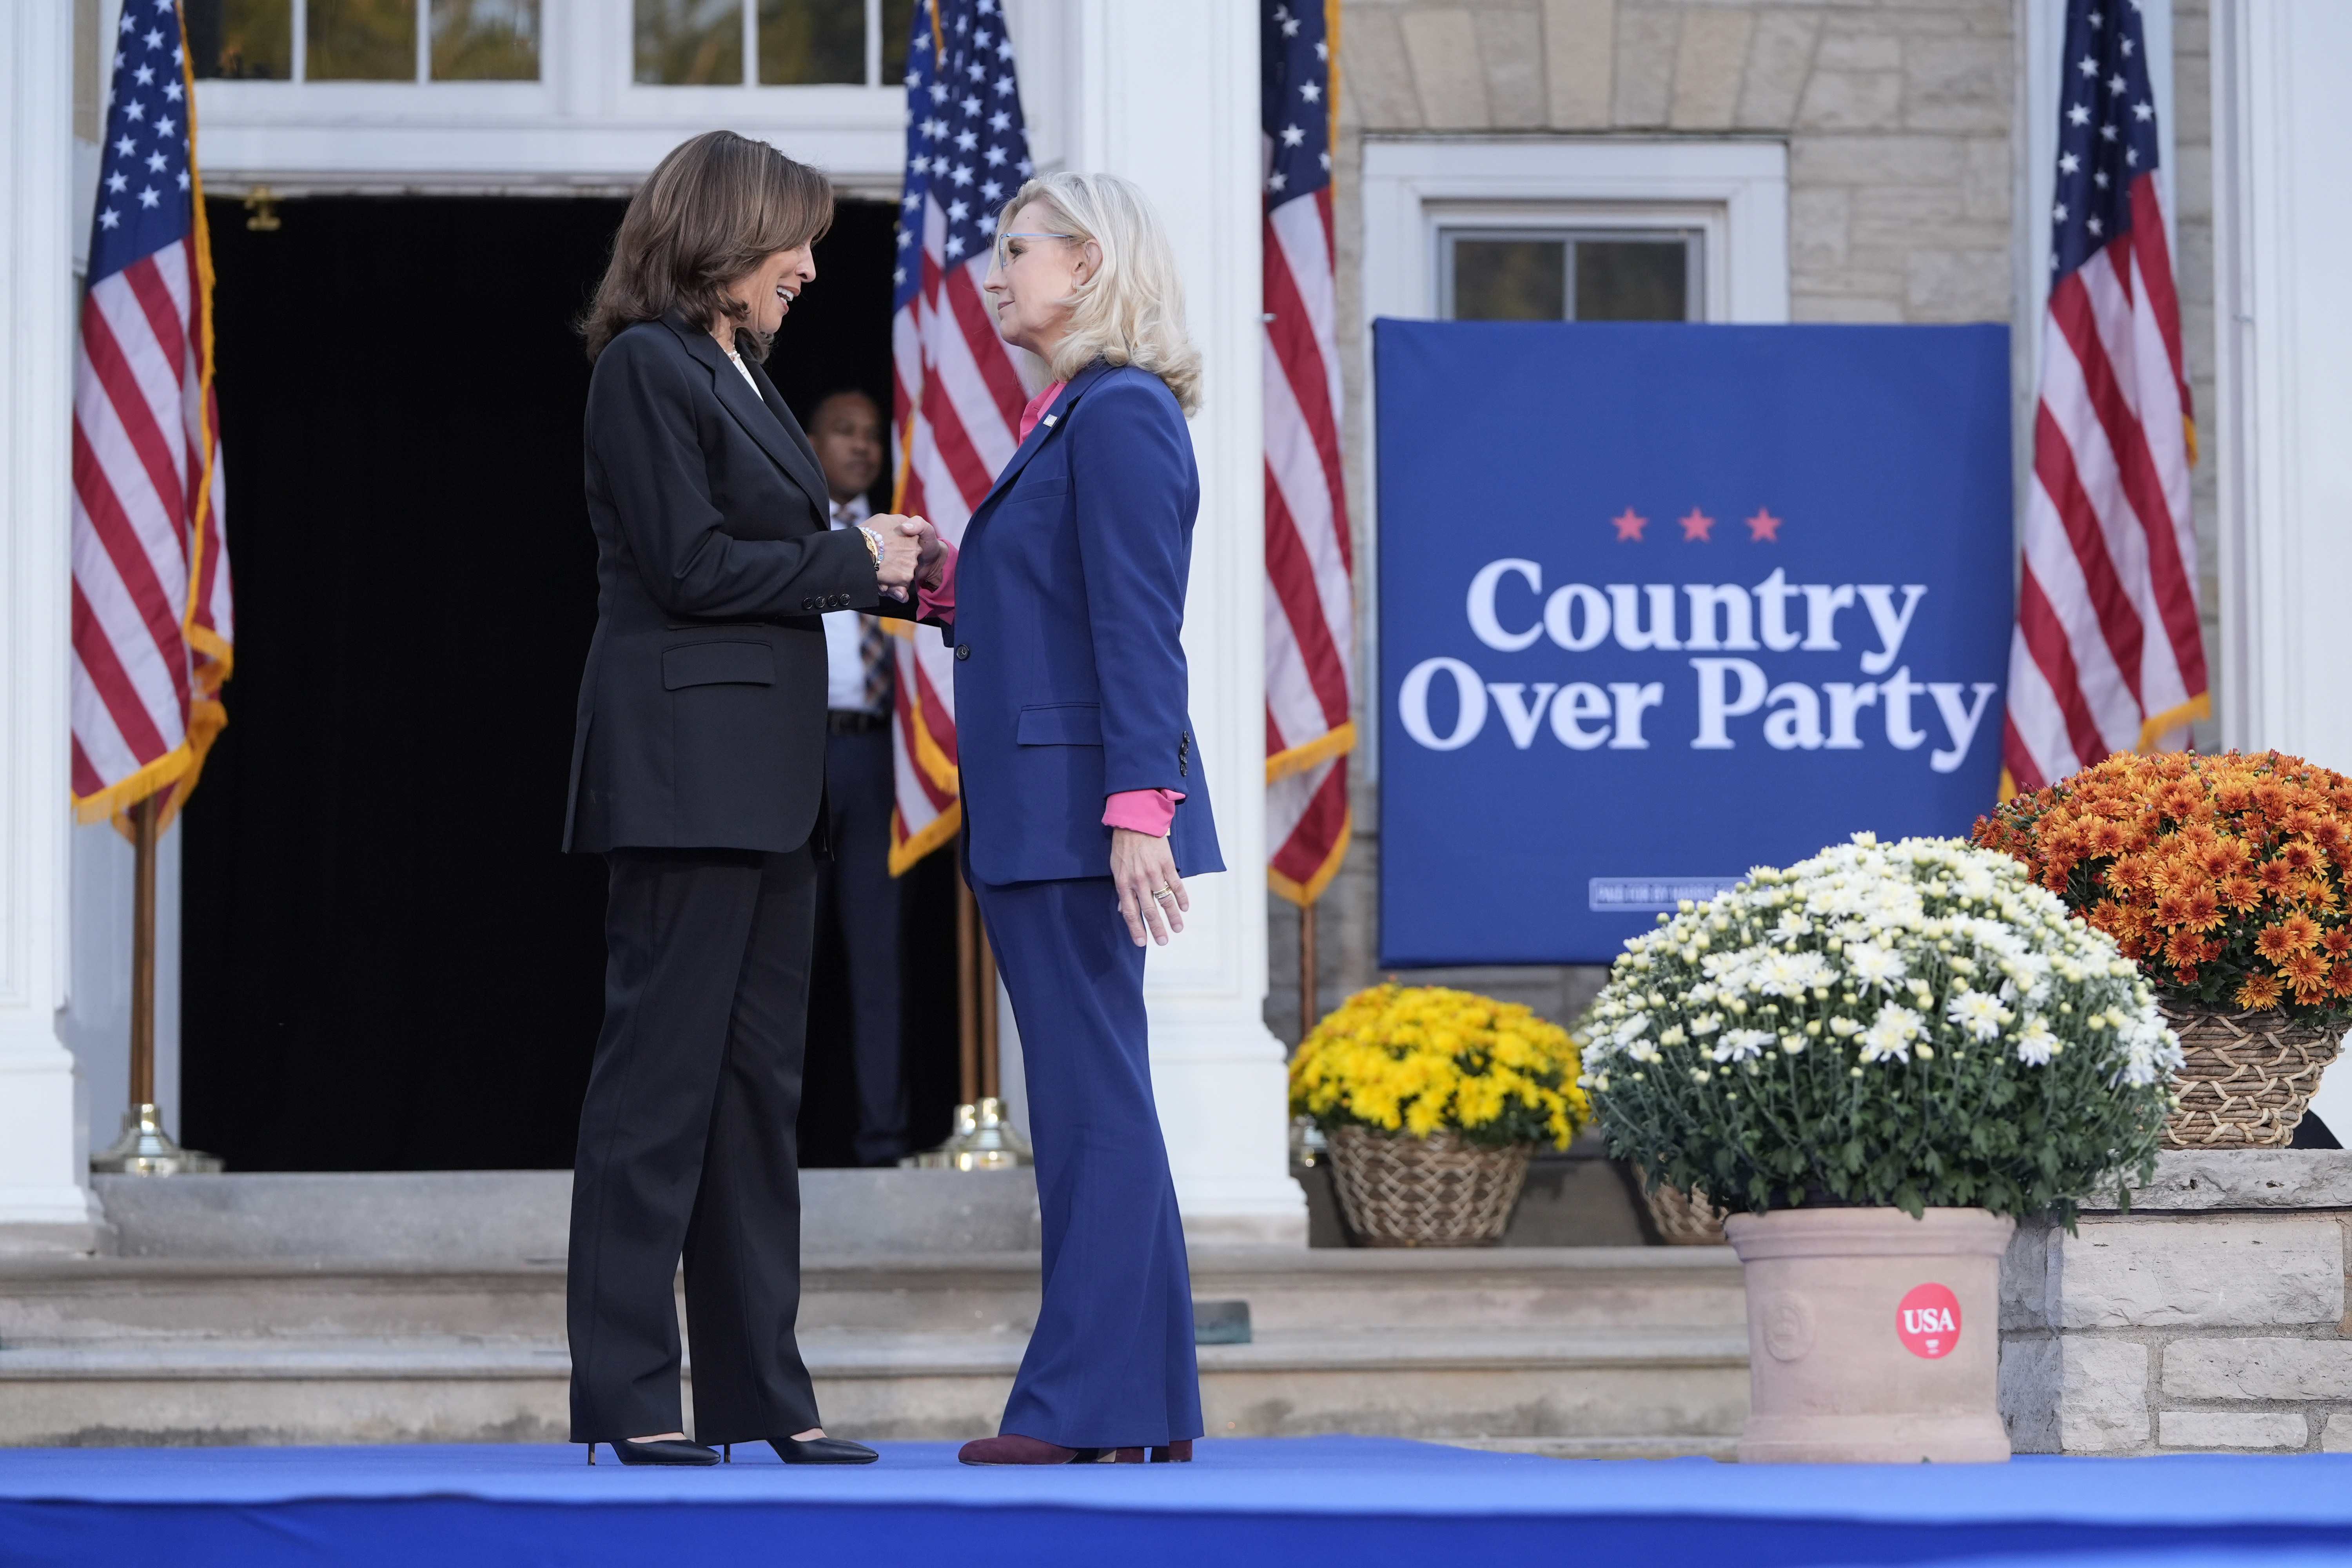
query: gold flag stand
908 852 1029 1171
90 795 221 1176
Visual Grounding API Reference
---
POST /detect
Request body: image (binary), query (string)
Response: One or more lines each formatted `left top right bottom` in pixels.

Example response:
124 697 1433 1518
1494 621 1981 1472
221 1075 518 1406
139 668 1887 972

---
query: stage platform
6 1437 2352 1568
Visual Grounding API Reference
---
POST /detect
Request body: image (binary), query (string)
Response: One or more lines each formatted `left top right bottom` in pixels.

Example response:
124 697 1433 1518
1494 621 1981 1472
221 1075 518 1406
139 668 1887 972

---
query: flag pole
913 842 1028 1170
955 864 980 1106
91 793 220 1175
1299 897 1319 1039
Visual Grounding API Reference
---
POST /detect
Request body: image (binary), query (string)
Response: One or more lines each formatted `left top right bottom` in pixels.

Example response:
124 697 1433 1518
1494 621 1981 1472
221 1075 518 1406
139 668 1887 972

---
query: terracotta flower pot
1725 1206 2013 1463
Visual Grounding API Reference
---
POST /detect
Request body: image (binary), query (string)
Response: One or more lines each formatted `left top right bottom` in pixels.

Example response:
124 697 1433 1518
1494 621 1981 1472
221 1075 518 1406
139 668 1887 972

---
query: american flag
1263 1 1354 906
886 0 1034 874
2003 0 2204 795
72 0 233 830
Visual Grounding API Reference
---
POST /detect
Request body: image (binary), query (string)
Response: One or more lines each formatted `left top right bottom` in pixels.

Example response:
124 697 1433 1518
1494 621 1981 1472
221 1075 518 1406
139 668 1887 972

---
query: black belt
828 710 890 734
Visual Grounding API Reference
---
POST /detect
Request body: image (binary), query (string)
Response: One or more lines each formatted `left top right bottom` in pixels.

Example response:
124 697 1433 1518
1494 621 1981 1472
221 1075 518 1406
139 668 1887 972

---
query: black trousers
567 845 820 1444
817 724 906 1166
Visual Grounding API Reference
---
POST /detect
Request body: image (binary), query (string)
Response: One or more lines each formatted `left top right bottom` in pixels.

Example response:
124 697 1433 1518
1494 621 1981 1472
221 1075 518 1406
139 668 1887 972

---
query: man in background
809 389 907 1166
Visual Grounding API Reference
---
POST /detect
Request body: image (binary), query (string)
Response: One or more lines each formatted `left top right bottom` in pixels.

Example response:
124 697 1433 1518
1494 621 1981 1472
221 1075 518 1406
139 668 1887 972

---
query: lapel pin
1042 414 1058 427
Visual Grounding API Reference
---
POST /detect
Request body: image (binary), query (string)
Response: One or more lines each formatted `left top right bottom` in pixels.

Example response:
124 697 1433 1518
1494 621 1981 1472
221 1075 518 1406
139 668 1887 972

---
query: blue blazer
949 360 1223 887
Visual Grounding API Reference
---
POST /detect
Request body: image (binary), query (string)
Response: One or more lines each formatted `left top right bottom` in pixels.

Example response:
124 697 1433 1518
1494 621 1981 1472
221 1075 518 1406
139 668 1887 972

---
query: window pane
432 0 538 79
882 0 915 85
636 0 744 84
1574 240 1689 322
1450 239 1566 321
189 0 294 79
759 0 861 83
307 0 416 80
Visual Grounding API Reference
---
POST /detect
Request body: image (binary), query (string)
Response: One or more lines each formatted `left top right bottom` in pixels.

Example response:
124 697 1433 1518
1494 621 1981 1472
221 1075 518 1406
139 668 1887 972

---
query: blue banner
1376 320 2012 967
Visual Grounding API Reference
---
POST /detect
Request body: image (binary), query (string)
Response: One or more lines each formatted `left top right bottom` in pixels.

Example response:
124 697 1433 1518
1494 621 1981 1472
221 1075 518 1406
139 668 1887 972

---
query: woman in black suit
563 130 923 1467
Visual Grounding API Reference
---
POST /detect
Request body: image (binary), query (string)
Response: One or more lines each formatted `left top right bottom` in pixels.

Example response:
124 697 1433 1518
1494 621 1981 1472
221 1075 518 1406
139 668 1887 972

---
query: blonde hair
996 172 1202 416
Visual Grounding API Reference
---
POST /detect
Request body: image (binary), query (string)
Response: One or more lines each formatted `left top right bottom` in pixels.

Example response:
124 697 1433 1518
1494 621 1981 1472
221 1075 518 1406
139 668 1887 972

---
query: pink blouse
920 379 1182 838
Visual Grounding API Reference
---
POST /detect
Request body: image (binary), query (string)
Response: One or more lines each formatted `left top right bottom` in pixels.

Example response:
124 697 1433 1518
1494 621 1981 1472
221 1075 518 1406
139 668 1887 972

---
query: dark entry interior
183 193 962 1171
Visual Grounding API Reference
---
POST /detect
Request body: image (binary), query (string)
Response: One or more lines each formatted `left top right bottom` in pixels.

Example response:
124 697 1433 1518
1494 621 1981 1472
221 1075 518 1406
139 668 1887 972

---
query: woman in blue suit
906 172 1221 1466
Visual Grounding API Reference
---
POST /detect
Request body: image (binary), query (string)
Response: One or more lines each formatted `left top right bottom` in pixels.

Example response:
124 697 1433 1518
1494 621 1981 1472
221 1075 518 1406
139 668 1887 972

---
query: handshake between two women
868 514 946 602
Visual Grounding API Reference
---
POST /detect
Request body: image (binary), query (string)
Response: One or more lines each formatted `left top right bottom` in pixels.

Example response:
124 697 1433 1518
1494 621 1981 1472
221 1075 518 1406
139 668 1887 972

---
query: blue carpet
4 1437 2352 1567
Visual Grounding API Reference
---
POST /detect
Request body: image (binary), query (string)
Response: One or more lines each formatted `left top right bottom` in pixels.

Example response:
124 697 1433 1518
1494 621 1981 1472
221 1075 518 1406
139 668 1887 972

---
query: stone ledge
2158 1409 2310 1450
2165 1339 2352 1401
2007 1213 2345 1330
2088 1151 2352 1212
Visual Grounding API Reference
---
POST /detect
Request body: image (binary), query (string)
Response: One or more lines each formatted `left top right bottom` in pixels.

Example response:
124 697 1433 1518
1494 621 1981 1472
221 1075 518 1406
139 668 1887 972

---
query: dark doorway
183 193 962 1171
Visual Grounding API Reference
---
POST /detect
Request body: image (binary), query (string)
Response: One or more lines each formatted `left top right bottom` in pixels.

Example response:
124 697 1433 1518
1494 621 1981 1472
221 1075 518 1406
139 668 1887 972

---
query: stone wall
2001 1152 2352 1454
1263 0 2224 1050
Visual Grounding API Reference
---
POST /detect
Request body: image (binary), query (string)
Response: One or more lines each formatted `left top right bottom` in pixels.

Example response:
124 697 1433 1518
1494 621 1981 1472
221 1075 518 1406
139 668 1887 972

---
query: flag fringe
889 800 961 877
2136 691 2209 753
1269 806 1350 908
1267 721 1354 785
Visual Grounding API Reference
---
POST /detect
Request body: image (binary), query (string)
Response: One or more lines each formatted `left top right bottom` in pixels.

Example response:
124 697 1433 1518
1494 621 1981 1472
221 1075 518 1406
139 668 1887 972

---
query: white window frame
1356 136 1790 780
175 0 908 198
1437 223 1706 323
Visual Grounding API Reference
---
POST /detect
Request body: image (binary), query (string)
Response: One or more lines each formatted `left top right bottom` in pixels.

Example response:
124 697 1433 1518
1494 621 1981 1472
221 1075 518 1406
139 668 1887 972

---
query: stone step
0 1326 1749 1447
0 1247 1743 1345
90 1169 1044 1262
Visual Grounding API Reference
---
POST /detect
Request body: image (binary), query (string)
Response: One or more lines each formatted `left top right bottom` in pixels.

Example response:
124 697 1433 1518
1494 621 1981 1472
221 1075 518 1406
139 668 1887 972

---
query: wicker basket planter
1637 1170 1729 1245
2159 1002 2345 1149
1323 1125 1533 1247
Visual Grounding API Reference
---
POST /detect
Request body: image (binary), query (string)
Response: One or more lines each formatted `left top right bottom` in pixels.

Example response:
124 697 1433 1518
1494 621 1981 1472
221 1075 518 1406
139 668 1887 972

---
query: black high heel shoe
769 1435 879 1465
586 1437 720 1466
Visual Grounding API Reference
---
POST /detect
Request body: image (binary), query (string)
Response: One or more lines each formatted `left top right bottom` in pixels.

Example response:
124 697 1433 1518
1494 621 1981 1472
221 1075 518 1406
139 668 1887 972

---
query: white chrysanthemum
1946 987 2005 1042
1755 950 1836 996
1847 943 1908 993
2013 1017 2059 1067
1713 1029 1775 1063
1860 1004 1922 1063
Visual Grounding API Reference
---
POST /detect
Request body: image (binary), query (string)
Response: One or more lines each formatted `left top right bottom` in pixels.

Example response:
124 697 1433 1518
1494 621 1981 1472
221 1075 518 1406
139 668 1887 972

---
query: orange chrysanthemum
2257 923 2303 962
2286 948 2330 998
1974 749 2352 1021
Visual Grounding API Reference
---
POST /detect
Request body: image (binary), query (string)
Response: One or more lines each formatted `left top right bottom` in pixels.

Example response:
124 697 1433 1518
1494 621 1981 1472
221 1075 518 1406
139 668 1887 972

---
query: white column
1020 0 1305 1244
2211 0 2352 776
0 0 105 1252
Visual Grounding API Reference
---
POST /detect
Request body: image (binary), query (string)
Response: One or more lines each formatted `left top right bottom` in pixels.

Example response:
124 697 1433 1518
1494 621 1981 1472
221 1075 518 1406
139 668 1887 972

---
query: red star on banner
1611 508 1648 542
1679 508 1715 542
1745 508 1784 542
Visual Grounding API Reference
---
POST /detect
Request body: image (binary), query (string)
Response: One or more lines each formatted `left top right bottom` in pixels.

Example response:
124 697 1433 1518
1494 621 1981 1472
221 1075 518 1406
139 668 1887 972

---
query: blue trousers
969 874 1203 1448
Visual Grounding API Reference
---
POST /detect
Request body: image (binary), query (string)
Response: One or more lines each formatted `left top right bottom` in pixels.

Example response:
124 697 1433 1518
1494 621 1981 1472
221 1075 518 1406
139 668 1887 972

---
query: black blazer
563 310 912 854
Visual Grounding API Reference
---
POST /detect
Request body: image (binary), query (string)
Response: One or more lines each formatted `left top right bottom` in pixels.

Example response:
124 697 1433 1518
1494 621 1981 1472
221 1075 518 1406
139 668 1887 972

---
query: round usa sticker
1896 1283 1962 1359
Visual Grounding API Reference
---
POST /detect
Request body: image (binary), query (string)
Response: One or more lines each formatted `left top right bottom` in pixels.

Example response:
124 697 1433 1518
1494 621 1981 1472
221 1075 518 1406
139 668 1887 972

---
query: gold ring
1151 887 1174 901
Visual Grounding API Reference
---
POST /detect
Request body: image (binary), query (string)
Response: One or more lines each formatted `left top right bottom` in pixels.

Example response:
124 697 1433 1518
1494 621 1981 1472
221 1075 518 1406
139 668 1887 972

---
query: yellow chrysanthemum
1289 984 1589 1149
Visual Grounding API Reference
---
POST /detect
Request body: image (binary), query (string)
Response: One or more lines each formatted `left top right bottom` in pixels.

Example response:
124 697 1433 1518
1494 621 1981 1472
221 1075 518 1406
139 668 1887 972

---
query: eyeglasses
993 231 1076 268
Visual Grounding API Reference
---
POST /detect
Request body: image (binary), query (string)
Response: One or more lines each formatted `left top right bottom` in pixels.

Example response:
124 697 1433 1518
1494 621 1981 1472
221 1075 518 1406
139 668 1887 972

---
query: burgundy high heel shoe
959 1435 1194 1465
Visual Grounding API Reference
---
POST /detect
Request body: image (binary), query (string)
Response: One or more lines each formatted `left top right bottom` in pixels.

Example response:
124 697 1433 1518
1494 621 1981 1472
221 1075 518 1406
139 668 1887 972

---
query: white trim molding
2211 0 2352 776
1360 137 1791 329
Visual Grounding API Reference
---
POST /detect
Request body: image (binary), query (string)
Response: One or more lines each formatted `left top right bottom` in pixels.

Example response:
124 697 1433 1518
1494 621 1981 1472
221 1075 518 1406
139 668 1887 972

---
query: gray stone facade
2001 1152 2352 1454
1265 0 2223 1050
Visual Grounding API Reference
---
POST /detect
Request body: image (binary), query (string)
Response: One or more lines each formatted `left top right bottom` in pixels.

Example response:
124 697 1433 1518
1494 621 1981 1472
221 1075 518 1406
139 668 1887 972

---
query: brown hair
583 130 833 363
